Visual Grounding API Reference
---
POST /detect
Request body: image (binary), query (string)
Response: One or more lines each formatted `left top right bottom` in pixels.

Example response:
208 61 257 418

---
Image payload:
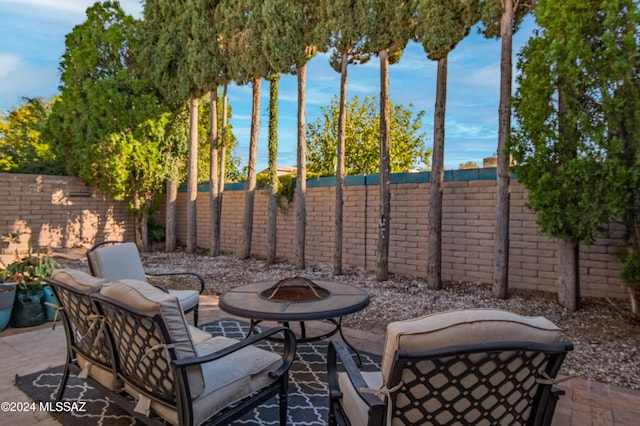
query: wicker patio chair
327 309 573 426
92 279 296 426
86 241 204 326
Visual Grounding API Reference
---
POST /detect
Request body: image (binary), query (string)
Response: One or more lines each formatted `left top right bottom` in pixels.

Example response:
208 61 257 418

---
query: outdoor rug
15 318 381 425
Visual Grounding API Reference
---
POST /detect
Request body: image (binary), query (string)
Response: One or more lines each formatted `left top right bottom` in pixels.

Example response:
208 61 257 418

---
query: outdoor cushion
336 309 563 425
99 279 204 396
338 371 383 426
100 279 282 426
50 268 106 294
76 353 122 391
130 335 282 426
87 242 147 281
48 269 121 391
88 242 200 313
380 308 562 382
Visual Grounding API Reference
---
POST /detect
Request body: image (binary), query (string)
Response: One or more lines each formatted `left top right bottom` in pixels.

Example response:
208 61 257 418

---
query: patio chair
86 241 204 326
327 309 573 426
92 279 296 426
46 269 120 403
48 269 214 404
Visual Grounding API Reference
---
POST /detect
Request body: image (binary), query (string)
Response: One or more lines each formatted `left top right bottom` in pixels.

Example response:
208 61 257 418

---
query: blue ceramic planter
0 283 17 331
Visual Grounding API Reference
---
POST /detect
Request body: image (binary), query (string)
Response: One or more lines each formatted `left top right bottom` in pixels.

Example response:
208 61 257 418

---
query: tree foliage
307 95 430 176
511 0 639 307
415 0 481 61
44 1 179 248
194 96 241 183
0 97 64 174
479 0 535 39
511 0 624 243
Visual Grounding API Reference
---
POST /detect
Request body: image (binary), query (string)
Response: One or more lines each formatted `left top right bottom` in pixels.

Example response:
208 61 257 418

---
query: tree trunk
132 192 146 252
558 238 581 312
209 89 220 256
427 56 447 290
493 0 514 299
295 63 308 270
267 75 280 265
241 79 261 259
334 51 348 276
165 180 177 252
377 49 391 281
186 95 198 253
216 85 229 255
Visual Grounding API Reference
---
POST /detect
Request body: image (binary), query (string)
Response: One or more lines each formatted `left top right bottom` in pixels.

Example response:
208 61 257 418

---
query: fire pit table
219 277 370 362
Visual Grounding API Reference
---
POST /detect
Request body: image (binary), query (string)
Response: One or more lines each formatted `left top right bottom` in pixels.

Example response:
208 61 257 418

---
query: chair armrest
173 326 296 378
150 283 170 293
146 272 205 294
327 339 386 413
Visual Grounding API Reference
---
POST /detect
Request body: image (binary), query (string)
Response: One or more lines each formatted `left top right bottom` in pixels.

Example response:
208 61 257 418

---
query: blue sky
0 0 537 171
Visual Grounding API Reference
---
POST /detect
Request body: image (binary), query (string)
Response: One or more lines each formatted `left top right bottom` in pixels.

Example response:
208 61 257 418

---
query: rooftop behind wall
177 168 628 299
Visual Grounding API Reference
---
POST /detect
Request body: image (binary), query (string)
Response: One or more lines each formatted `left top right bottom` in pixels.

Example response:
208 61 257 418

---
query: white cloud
0 54 20 80
2 0 142 17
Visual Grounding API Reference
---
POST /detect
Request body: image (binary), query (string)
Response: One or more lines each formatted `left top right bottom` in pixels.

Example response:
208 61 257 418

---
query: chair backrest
93 279 204 404
381 309 570 426
381 309 562 382
46 269 120 389
87 242 148 282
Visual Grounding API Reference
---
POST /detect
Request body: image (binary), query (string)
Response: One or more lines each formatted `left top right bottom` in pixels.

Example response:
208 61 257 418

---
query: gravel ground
76 249 640 391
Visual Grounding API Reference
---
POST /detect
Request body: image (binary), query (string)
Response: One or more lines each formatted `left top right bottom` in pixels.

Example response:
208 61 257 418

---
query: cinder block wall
175 169 628 299
0 173 134 260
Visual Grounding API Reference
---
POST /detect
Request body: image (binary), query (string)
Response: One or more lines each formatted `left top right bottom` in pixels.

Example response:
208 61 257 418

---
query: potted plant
0 267 18 332
7 248 58 328
619 246 640 316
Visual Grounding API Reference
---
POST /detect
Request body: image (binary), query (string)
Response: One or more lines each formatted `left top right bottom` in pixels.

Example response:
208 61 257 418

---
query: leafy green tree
604 5 640 299
307 95 429 176
0 97 64 174
414 0 480 290
216 0 272 259
196 96 240 183
261 0 326 269
260 0 321 266
141 0 222 253
320 0 370 275
480 0 536 299
510 0 638 311
365 0 413 280
459 161 479 170
45 1 174 250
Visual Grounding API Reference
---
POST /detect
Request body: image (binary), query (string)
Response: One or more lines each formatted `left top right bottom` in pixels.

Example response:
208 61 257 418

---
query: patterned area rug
15 318 381 425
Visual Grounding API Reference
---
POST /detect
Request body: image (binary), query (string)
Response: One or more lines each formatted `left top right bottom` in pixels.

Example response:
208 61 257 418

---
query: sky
0 0 538 172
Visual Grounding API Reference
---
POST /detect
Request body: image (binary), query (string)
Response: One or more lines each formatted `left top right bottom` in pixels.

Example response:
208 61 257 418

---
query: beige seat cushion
338 371 383 426
51 268 106 294
101 279 281 426
338 310 562 425
76 354 122 391
381 309 561 382
100 279 204 396
49 269 122 390
135 335 283 426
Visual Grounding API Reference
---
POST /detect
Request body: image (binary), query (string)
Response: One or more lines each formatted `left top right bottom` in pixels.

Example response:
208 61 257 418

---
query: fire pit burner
260 277 331 301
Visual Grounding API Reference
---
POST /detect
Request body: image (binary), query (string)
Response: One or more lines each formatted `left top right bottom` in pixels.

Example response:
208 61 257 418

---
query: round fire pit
260 277 330 302
219 279 369 360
